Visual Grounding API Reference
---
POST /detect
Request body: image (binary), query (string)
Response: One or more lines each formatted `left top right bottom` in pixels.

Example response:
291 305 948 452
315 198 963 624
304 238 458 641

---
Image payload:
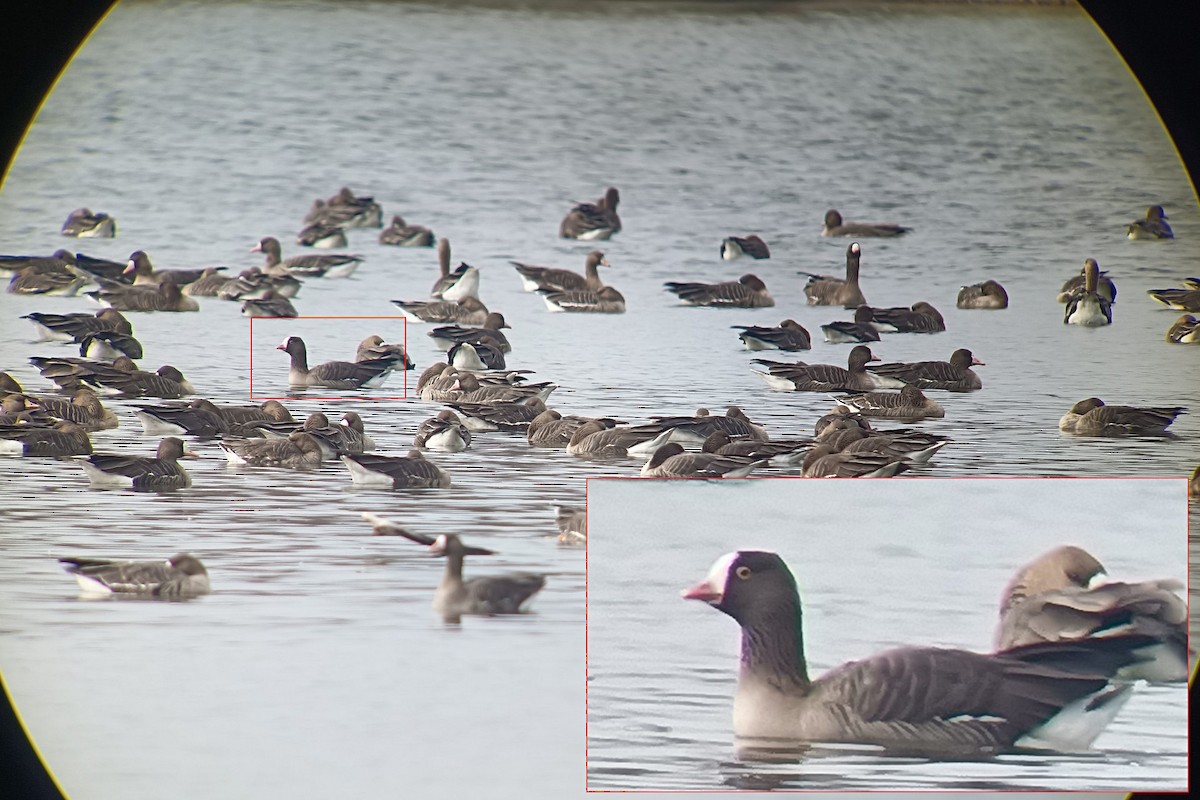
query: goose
22 308 132 341
752 345 888 392
362 513 545 618
1057 259 1116 304
445 397 547 431
7 265 88 296
815 420 949 464
219 431 324 470
58 553 209 598
0 373 24 395
1165 314 1200 343
182 267 237 297
820 307 881 344
392 295 490 324
379 215 434 246
867 348 984 392
29 356 195 398
640 442 766 478
80 437 196 490
341 451 451 488
448 341 506 371
800 442 909 477
60 208 116 238
682 549 1146 754
71 252 131 283
665 274 773 308
832 384 947 421
1058 398 1184 436
1125 204 1173 240
123 251 220 287
567 419 662 458
319 186 382 228
559 187 621 240
1145 278 1200 311
957 280 1009 309
429 238 480 301
134 398 236 437
720 235 770 261
995 545 1189 683
555 506 587 545
241 289 298 318
445 372 557 405
527 409 598 448
864 301 946 333
253 236 362 279
78 330 143 361
296 222 347 249
813 406 875 437
276 336 397 389
1063 259 1113 326
801 242 865 307
820 209 911 238
355 336 413 369
0 420 93 457
541 285 626 313
700 431 811 466
218 267 302 300
513 250 608 293
20 388 117 431
732 320 811 351
414 410 472 451
637 406 770 448
0 249 78 275
217 400 294 427
428 312 511 353
85 276 200 312
251 411 374 457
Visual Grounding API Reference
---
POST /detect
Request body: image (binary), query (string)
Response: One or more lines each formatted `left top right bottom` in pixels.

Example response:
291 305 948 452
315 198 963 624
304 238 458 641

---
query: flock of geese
0 186 1195 753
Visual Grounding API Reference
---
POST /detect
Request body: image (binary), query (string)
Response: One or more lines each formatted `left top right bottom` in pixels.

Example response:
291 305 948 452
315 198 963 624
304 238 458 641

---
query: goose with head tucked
241 289 298 318
1165 314 1200 343
379 215 434 246
831 384 946 421
392 295 490 324
665 274 773 308
445 396 547 432
1058 398 1184 436
864 301 946 334
414 410 472 451
60 208 116 238
24 387 118 431
296 222 347 249
958 280 1009 310
820 306 881 344
355 336 413 370
0 420 93 458
801 243 865 307
58 553 209 598
640 442 767 478
1125 205 1173 240
560 187 621 240
341 451 451 488
800 442 909 478
81 437 196 490
85 276 200 312
733 319 811 352
219 431 325 470
428 312 511 353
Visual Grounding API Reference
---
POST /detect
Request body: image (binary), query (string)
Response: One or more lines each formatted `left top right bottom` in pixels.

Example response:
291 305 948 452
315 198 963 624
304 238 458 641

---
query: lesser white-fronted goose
868 348 984 392
218 267 302 300
526 409 599 448
78 330 143 361
24 388 118 431
276 336 397 389
1125 204 1173 240
820 306 880 344
541 285 626 313
429 238 479 301
60 208 116 238
30 356 195 398
296 223 347 249
241 289 298 318
414 410 472 451
1057 259 1116 304
253 236 362 279
81 437 196 490
865 301 946 333
86 276 200 312
341 451 451 488
1146 277 1200 311
379 215 434 246
821 209 911 238
801 243 865 307
0 420 92 457
995 545 1189 683
448 341 506 371
733 320 811 351
123 251 219 287
362 513 545 618
1062 259 1113 326
700 431 811 466
560 187 621 240
7 265 88 296
58 553 209 598
752 345 886 392
958 280 1009 309
832 384 946 420
800 442 909 477
640 442 766 478
683 550 1152 754
220 431 324 470
1165 314 1200 343
566 419 660 458
428 312 511 353
445 397 547 431
392 295 489 324
512 250 608 293
355 336 413 369
22 308 132 342
1058 398 1185 436
665 274 773 308
721 235 770 261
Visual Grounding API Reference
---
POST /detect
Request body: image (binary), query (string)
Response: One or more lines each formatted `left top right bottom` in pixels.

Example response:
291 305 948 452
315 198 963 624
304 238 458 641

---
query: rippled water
0 1 1195 798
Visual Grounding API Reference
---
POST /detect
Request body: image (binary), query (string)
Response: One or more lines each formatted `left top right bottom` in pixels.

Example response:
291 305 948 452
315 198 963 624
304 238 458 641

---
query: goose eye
735 566 751 580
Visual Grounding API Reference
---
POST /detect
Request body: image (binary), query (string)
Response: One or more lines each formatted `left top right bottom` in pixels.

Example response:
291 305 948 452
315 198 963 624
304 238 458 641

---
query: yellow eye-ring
735 566 751 580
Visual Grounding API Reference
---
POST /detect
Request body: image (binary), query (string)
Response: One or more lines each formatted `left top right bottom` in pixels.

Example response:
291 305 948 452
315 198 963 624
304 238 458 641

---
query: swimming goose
541 285 626 313
58 553 209 598
820 306 881 344
721 235 770 261
1146 278 1200 312
800 442 909 477
733 320 812 351
429 238 480 301
219 431 325 470
253 236 362 279
7 265 89 296
134 398 234 437
362 513 545 618
320 186 383 228
277 336 397 389
1062 259 1113 326
217 400 294 427
957 280 1009 309
241 289 298 318
251 411 373 457
555 506 587 545
801 243 865 307
560 187 621 240
1057 259 1116 304
0 420 93 457
813 406 875 438
341 451 451 488
71 252 132 284
392 295 489 324
683 550 1145 754
640 442 767 478
23 388 118 431
414 410 472 451
428 312 511 353
567 419 662 458
639 406 770 447
22 308 132 342
86 276 201 312
868 348 984 392
832 384 947 420
78 330 144 361
181 267 237 297
444 372 557 405
833 430 948 465
752 345 886 392
665 274 773 308
218 267 303 301
296 223 347 249
700 431 811 466
527 409 600 448
512 250 608 293
821 209 911 238
355 336 414 370
29 356 195 398
123 251 220 287
0 249 78 274
995 545 1189 683
1058 398 1185 436
81 437 196 490
1125 205 1173 240
60 208 116 238
1165 314 1200 343
864 302 946 333
448 341 506 371
445 397 547 431
379 215 435 246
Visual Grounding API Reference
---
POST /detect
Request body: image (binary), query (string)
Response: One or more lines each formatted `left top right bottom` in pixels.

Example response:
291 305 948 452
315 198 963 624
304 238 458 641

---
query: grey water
0 1 1194 798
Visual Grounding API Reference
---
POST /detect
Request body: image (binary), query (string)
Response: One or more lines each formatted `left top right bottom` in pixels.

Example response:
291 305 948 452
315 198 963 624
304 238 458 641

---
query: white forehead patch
705 551 741 595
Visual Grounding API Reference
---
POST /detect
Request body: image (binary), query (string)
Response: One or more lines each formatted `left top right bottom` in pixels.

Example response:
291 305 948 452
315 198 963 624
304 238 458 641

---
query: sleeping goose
355 336 413 369
1145 278 1200 312
1062 259 1113 326
527 409 600 448
957 280 1009 310
821 209 911 238
801 242 865 307
392 295 490 324
820 306 880 344
253 236 362 279
1165 313 1200 343
58 553 209 598
429 238 479 301
800 442 909 477
134 398 233 437
559 187 621 240
512 250 608 293
637 406 769 448
815 421 949 464
296 222 347 249
831 384 947 421
0 249 77 275
541 285 626 313
85 276 200 312
29 356 195 398
414 410 472 451
1125 204 1173 240
867 348 984 392
665 274 773 308
567 419 662 458
379 215 434 246
241 289 298 318
218 267 302 301
0 420 93 457
340 451 451 488
320 186 383 228
428 312 511 352
22 308 132 342
752 345 888 392
1058 398 1185 436
733 320 811 351
80 437 196 490
555 506 587 545
7 265 88 296
276 336 397 389
219 431 324 470
720 235 770 261
995 545 1190 683
640 442 766 478
864 301 946 333
445 397 547 432
183 267 238 297
23 388 118 431
700 431 811 466
249 411 373 457
683 550 1149 755
60 208 116 238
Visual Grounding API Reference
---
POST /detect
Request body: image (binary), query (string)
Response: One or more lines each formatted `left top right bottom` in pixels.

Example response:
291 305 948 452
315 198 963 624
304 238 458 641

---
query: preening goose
429 238 479 301
957 280 1009 310
720 235 770 260
1062 259 1113 326
733 319 811 352
559 187 621 240
276 336 397 389
60 208 116 238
